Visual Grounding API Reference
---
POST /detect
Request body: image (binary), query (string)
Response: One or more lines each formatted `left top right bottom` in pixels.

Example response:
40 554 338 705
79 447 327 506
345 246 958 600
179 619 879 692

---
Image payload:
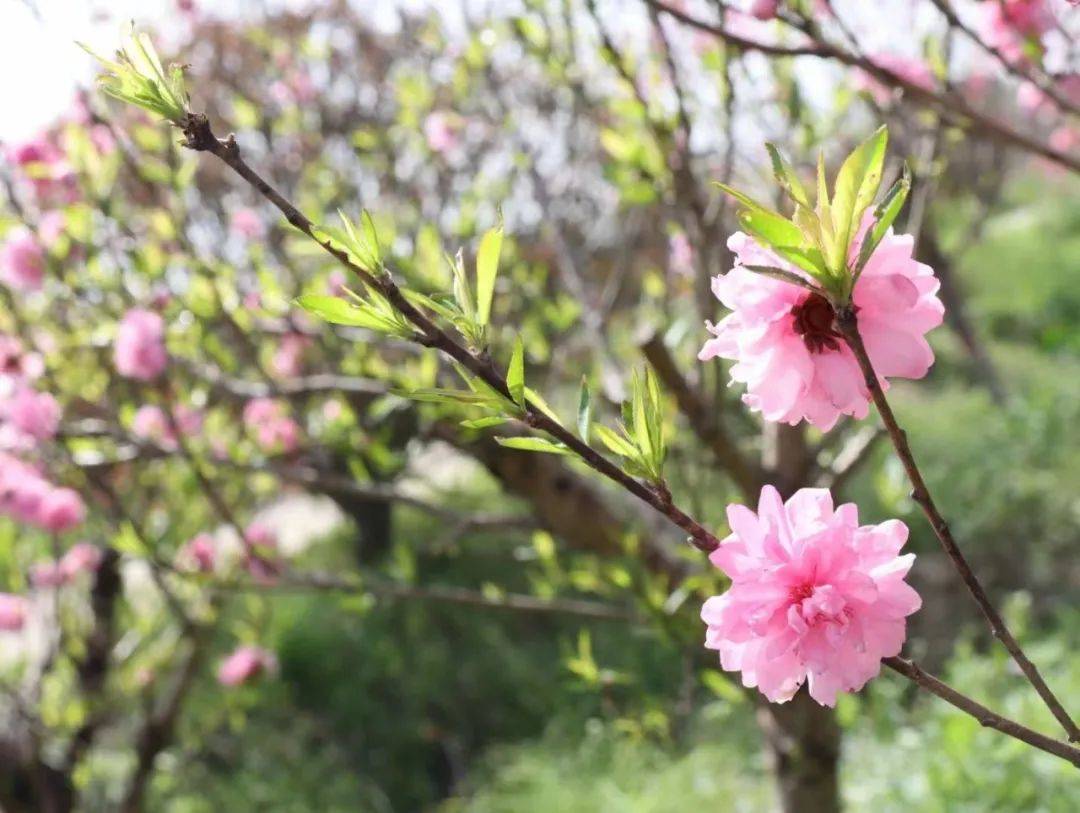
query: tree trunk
760 423 842 813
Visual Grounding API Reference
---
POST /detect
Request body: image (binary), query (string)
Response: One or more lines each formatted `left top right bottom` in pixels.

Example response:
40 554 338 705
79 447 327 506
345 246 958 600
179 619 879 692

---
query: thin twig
180 114 721 554
643 0 1080 174
837 305 1079 744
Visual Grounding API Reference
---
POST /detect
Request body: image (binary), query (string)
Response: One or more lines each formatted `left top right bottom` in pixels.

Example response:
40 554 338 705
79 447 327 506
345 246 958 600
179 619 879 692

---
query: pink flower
114 309 168 381
749 0 779 20
701 486 921 706
1 228 45 292
326 269 348 296
272 333 309 379
243 398 300 453
243 522 281 584
217 645 277 687
854 54 936 105
60 543 101 579
0 593 28 631
131 404 201 449
699 228 944 430
230 208 264 240
0 336 43 382
38 487 85 533
979 0 1052 63
668 232 695 277
1048 126 1079 154
423 112 460 154
1 387 60 446
30 561 67 588
178 533 216 573
6 136 78 206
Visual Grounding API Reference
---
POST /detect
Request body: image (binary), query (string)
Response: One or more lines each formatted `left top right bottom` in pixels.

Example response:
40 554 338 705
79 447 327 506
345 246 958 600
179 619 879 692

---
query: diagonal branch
168 108 1080 767
180 113 721 554
837 305 1079 744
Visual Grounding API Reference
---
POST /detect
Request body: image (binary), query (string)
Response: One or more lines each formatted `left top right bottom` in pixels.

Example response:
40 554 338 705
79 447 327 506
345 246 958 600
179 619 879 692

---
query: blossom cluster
702 487 921 706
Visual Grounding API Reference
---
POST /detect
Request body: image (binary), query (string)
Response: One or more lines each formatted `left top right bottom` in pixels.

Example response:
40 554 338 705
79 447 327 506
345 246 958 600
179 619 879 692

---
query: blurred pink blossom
749 0 779 20
424 112 460 154
38 487 85 534
1 228 45 292
230 208 265 240
0 593 27 631
272 333 309 379
114 309 168 381
0 387 60 447
217 645 277 687
0 336 43 382
131 404 203 450
854 54 936 105
701 486 921 706
668 232 695 277
178 532 216 573
60 543 101 579
243 398 300 453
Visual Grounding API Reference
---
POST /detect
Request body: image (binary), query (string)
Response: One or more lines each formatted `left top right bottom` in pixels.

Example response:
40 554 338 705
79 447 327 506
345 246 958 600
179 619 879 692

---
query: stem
836 306 1080 744
175 112 1080 766
883 657 1080 768
182 114 720 554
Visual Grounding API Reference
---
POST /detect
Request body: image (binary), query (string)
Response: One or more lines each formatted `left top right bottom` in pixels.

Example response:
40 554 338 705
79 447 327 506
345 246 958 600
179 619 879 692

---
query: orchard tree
1 1 1078 810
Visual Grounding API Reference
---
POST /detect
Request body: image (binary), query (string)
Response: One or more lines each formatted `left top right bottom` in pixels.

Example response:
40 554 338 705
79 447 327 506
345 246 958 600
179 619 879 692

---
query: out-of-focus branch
218 572 642 623
927 0 1080 118
815 427 884 494
644 0 1080 174
640 332 762 499
181 113 722 554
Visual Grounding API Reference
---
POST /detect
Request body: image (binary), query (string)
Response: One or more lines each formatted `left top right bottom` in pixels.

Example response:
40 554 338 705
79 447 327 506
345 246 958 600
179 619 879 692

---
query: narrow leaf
507 337 526 407
765 143 810 208
577 377 592 443
475 222 503 326
831 125 888 270
495 437 574 455
854 163 911 277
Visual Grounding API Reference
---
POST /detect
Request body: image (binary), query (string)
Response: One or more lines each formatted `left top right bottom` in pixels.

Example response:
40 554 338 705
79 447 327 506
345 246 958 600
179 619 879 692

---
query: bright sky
0 0 184 142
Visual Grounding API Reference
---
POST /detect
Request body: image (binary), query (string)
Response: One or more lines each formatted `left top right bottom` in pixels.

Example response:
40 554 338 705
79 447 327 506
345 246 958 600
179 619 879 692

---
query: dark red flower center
791 293 842 354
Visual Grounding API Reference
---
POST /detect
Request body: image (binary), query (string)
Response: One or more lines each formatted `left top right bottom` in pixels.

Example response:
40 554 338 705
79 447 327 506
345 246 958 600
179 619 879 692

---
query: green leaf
594 424 638 458
448 249 475 323
737 209 804 251
337 209 382 273
294 294 404 333
391 387 502 406
831 125 888 270
577 377 592 442
743 265 821 292
854 162 911 277
507 336 526 407
713 183 784 219
524 387 562 426
460 416 508 429
765 143 810 208
475 222 503 326
495 437 574 455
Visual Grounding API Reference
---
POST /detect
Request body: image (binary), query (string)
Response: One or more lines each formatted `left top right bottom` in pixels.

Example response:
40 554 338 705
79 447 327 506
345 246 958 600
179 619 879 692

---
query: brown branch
180 113 721 554
927 0 1080 118
640 332 762 499
217 572 642 623
837 305 1079 744
883 657 1080 767
643 0 1080 174
170 108 1080 766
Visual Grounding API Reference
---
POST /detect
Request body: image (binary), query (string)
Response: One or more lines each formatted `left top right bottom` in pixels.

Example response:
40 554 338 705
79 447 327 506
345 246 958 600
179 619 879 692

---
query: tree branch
837 305 1079 744
180 113 721 554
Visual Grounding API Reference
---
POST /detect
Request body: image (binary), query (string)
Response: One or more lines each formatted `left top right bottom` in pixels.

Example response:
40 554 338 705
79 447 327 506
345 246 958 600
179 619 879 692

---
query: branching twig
180 114 721 554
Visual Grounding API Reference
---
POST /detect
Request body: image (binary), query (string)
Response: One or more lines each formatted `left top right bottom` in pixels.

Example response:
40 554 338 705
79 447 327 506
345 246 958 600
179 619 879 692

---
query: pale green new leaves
594 368 667 483
80 27 189 124
295 284 413 339
715 125 906 302
413 222 503 349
